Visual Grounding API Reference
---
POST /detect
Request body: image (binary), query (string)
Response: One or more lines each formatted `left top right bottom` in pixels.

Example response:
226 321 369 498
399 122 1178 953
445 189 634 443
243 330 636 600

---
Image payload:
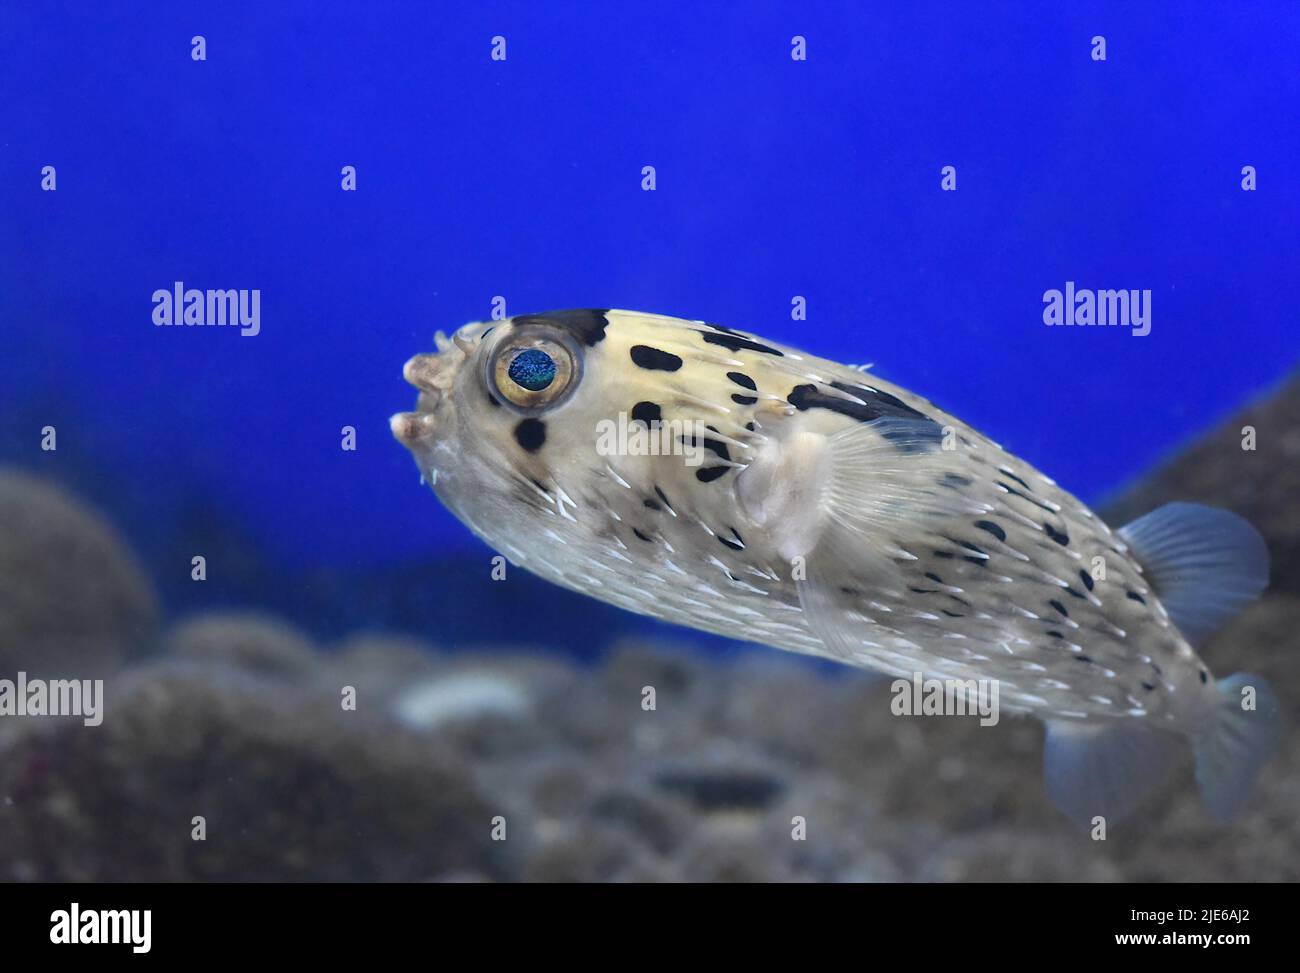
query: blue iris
508 348 557 391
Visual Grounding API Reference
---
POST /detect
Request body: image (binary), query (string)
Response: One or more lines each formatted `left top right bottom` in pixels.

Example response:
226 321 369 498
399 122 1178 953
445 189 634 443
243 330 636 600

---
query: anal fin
1043 719 1182 828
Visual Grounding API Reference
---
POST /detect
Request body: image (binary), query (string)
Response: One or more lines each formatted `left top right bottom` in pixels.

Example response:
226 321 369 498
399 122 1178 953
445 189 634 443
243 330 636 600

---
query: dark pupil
507 348 557 392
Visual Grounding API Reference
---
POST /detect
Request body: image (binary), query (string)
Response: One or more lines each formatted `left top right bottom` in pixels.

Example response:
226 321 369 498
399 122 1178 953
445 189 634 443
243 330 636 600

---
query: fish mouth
392 325 486 452
391 349 454 449
389 408 437 450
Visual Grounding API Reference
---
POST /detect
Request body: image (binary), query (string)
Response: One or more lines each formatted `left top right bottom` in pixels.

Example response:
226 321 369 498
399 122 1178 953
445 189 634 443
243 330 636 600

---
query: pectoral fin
737 416 983 662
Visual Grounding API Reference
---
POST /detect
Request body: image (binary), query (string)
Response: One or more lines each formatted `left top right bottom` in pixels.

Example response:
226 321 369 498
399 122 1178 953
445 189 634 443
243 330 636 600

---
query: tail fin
1193 673 1282 823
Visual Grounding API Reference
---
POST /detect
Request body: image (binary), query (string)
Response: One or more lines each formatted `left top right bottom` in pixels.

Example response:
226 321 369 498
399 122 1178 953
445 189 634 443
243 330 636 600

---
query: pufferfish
391 308 1280 826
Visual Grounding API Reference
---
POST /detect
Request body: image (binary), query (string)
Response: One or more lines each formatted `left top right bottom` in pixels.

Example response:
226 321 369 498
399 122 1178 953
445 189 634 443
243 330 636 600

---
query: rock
599 639 711 701
651 765 786 813
922 829 1125 882
519 820 653 883
516 754 594 818
0 471 157 677
0 662 506 881
586 785 693 856
325 633 443 706
163 612 317 678
1102 371 1300 593
673 824 801 883
391 670 532 731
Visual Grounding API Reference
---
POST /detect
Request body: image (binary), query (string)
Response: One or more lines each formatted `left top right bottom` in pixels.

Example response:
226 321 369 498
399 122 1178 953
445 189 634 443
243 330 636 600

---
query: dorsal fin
1118 502 1269 645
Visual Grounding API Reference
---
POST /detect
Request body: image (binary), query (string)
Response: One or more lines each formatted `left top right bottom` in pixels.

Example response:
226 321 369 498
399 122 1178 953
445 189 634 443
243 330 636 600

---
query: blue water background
2 2 1298 653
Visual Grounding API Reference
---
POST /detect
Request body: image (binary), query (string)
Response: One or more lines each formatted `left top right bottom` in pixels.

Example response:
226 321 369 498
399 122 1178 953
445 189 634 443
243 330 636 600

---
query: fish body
392 309 1280 826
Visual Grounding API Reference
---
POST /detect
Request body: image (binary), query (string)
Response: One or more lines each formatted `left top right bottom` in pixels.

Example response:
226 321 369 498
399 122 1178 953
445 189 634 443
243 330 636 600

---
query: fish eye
489 333 580 411
507 348 557 391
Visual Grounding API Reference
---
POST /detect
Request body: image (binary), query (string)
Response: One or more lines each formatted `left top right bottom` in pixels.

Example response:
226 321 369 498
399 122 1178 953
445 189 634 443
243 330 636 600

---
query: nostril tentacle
403 354 449 393
390 410 436 446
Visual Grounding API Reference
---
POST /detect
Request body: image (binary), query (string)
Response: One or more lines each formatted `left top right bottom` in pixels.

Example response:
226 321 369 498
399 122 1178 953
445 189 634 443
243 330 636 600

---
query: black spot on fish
731 394 757 405
909 587 939 595
701 427 731 462
700 330 784 356
513 308 609 346
1141 681 1157 692
830 381 929 422
1076 655 1093 664
787 383 929 424
719 534 743 551
997 481 1056 513
1046 630 1064 639
1049 599 1069 617
513 418 546 452
631 401 662 427
654 486 673 509
940 474 974 488
787 384 941 451
1200 670 1209 684
744 421 756 432
933 550 955 560
924 572 944 584
1126 590 1147 605
633 528 653 543
689 427 733 482
1065 586 1086 600
728 527 745 547
941 609 965 618
999 468 1032 491
1043 522 1070 546
643 498 662 511
1079 570 1095 591
727 371 757 391
974 520 1006 542
872 423 941 453
630 345 683 371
